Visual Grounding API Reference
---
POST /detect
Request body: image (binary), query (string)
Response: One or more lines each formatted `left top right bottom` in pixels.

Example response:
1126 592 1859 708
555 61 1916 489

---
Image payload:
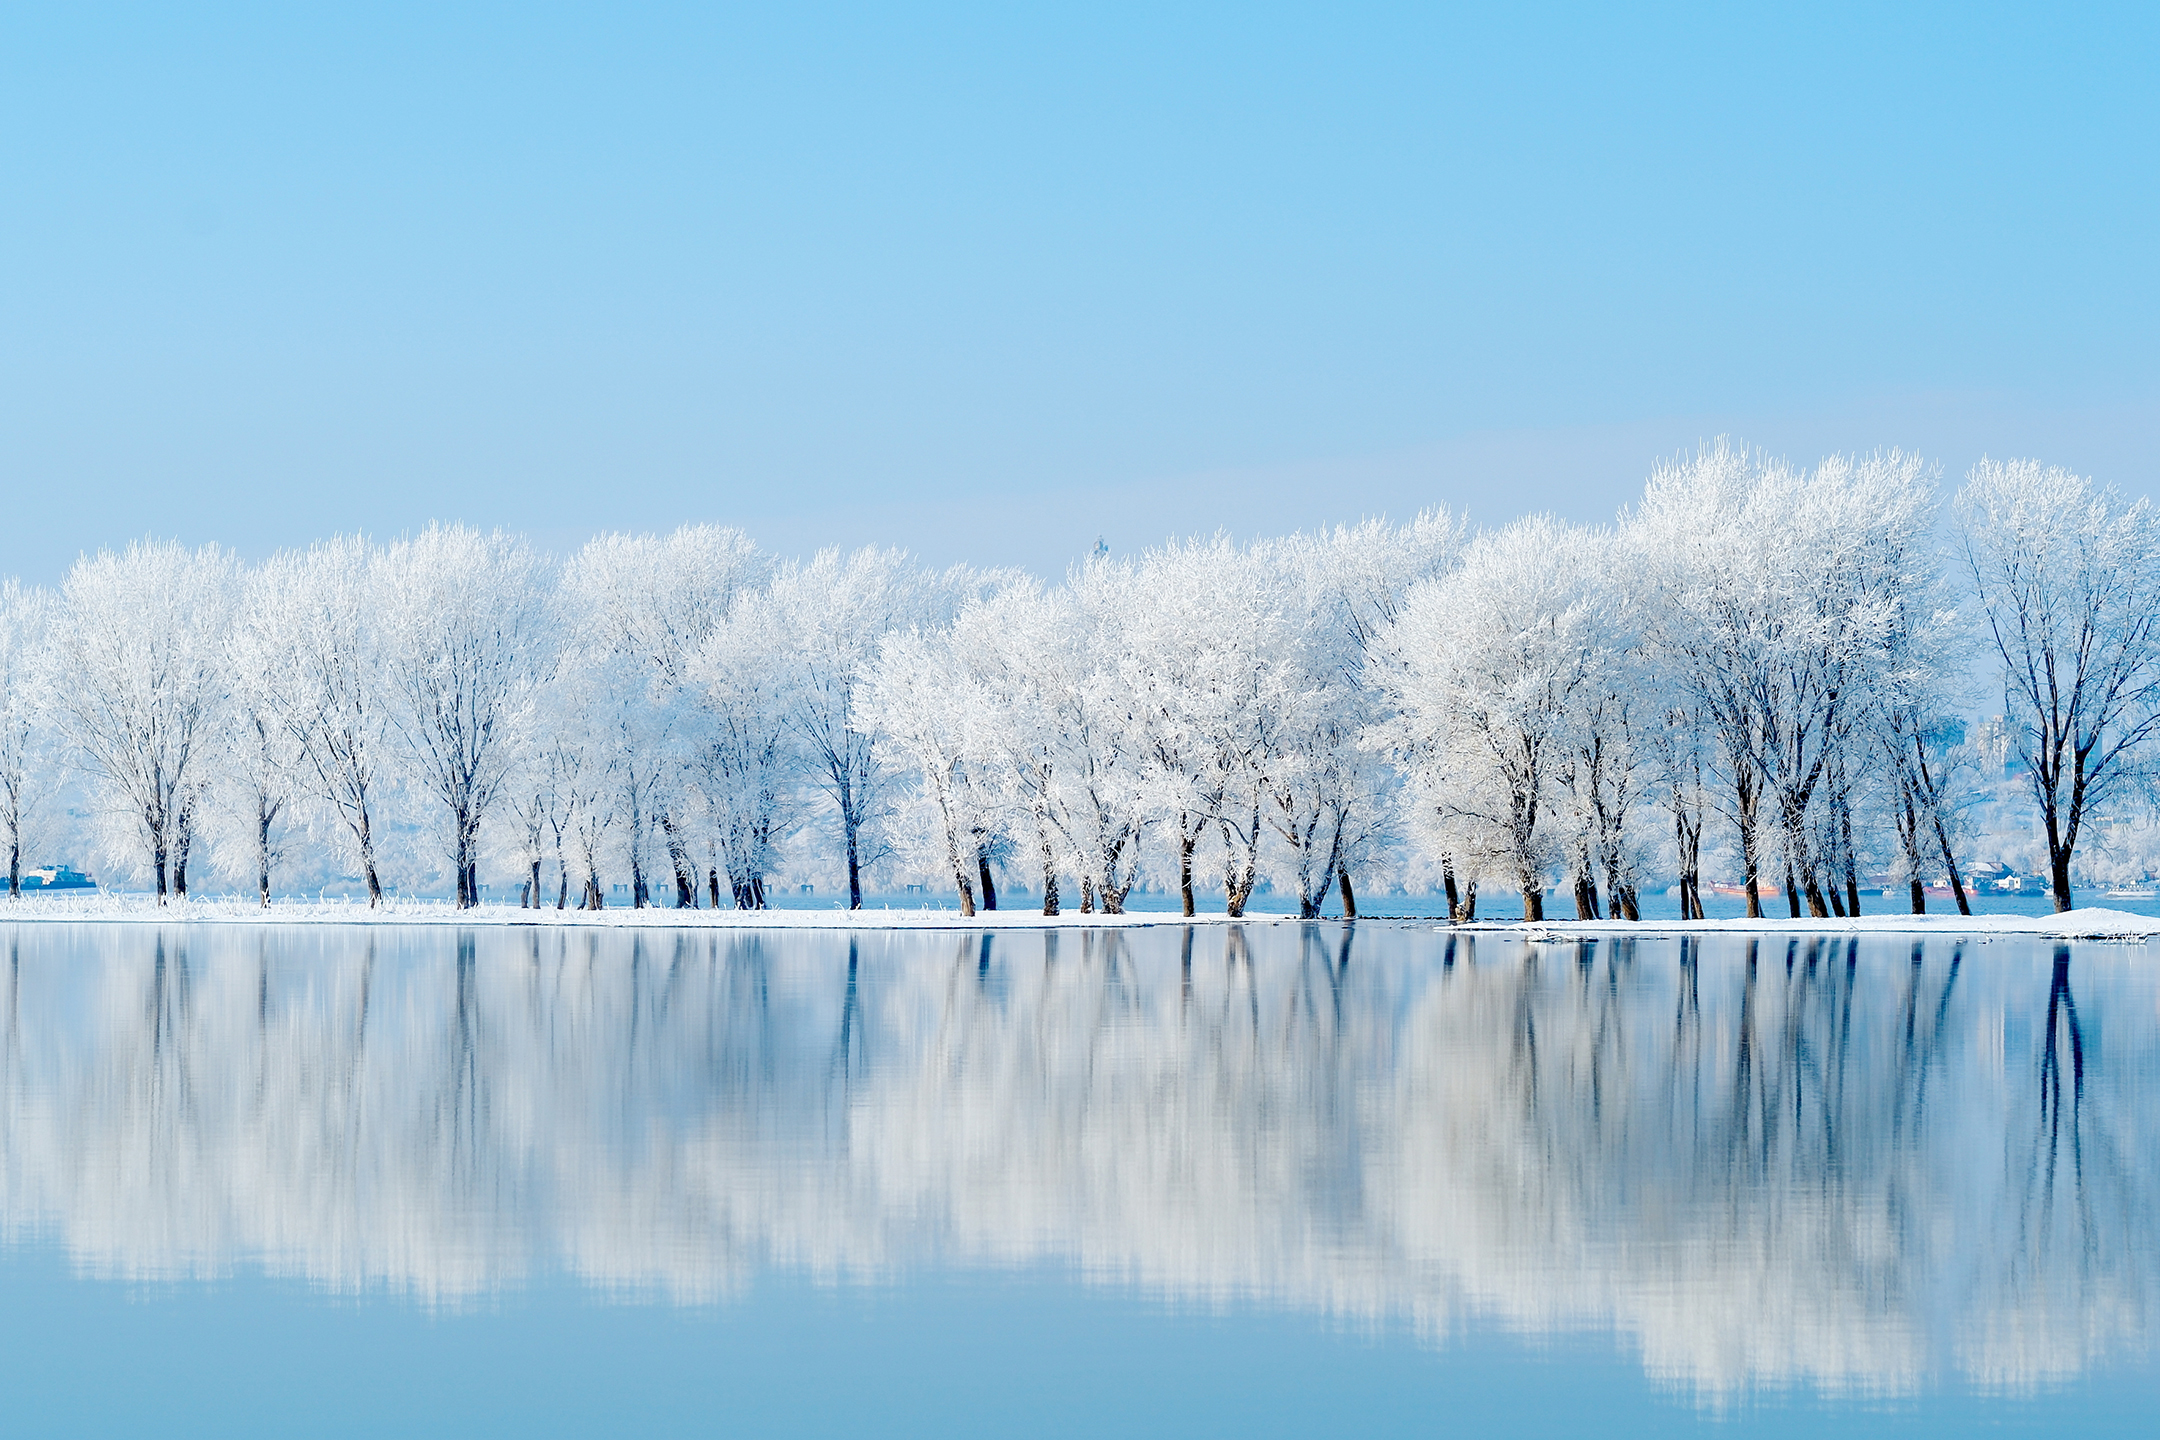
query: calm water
0 922 2153 1437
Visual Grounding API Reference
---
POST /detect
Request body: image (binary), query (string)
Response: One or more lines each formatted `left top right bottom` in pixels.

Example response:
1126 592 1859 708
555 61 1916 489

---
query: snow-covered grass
0 893 1299 929
1463 906 2160 941
2 893 2158 938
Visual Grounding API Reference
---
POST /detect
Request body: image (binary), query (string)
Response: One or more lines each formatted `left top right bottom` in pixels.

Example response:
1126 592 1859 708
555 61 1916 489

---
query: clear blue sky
5 2 2155 581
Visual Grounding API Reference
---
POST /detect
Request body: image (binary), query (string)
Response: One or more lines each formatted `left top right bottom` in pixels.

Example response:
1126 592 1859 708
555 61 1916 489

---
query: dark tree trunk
709 868 721 909
976 852 998 911
1803 871 1828 919
1825 880 1845 919
1337 866 1357 919
1442 858 1461 924
846 830 863 910
1931 814 1973 916
1785 866 1803 919
1080 876 1094 914
1178 821 1196 918
257 797 274 906
1910 877 1926 914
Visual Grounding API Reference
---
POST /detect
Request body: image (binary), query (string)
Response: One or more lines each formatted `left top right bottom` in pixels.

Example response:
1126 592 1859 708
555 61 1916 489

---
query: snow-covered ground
1466 906 2160 941
0 894 1289 929
2 894 2158 938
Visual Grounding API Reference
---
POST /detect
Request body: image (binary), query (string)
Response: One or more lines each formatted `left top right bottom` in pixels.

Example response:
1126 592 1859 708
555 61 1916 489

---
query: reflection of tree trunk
2041 944 2084 1137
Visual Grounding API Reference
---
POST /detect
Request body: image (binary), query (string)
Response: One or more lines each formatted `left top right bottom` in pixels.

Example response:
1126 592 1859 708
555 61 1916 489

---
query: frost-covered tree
0 582 59 896
864 626 995 915
1635 443 1935 918
220 568 307 904
246 539 396 903
1958 459 2160 912
566 525 768 906
376 526 554 908
1120 538 1294 916
688 603 803 909
773 548 951 909
1272 519 1455 918
1053 559 1156 913
1386 517 1608 921
54 541 237 900
956 580 1079 915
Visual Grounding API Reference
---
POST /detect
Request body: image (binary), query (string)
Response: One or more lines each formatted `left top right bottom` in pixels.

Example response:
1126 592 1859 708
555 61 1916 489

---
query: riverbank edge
0 899 2154 939
1460 906 2160 941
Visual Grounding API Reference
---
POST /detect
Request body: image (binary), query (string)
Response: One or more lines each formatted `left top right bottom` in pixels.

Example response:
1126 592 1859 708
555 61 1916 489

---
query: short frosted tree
687 602 803 909
1958 459 2160 911
219 570 308 904
864 626 996 915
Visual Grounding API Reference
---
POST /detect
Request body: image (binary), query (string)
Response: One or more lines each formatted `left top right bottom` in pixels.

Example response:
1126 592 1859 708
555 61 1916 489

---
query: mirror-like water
0 922 2152 1437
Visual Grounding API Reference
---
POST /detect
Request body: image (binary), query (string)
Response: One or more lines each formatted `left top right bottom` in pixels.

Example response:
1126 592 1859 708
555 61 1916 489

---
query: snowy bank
1465 907 2160 942
0 895 1308 930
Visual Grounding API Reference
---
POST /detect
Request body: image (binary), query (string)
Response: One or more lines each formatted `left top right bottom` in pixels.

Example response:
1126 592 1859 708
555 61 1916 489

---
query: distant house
21 866 96 892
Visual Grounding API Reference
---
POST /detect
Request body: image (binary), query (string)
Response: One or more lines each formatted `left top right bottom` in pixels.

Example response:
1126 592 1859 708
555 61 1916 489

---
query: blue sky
4 2 2155 581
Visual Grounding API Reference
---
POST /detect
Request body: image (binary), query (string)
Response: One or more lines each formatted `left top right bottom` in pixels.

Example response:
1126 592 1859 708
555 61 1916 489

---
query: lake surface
0 922 2152 1437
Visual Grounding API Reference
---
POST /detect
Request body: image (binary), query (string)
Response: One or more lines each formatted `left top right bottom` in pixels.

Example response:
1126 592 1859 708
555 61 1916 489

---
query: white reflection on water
0 923 2152 1400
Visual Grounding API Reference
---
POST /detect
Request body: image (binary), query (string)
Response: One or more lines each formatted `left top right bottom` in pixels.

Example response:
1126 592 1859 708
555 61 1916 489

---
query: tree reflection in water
0 922 2151 1401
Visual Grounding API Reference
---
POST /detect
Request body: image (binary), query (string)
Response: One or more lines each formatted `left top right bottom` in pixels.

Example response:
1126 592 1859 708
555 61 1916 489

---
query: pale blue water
0 922 2152 1437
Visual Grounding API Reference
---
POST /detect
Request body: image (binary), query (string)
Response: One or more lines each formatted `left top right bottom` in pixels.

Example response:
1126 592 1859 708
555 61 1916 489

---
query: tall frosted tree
377 525 555 908
54 541 237 900
1384 517 1605 921
772 547 949 909
1959 459 2160 912
0 582 58 896
248 539 395 904
569 525 769 905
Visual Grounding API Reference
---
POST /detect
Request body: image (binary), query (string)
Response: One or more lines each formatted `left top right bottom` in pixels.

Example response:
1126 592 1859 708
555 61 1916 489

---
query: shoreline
1462 907 2160 941
0 897 2154 939
0 897 1308 930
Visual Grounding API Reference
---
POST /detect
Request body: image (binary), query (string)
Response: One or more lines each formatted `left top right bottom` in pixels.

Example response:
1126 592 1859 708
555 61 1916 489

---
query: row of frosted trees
1 442 2156 915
